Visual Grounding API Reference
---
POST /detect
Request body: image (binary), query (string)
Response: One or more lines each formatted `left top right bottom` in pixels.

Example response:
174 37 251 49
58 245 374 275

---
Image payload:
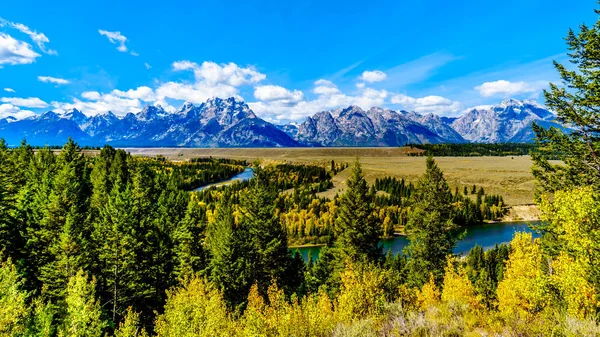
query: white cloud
0 97 48 108
172 61 266 86
313 86 341 96
111 86 155 101
313 79 341 96
0 33 40 66
98 30 128 52
0 17 57 55
3 88 15 93
130 51 139 56
53 94 141 116
356 82 366 89
254 85 303 103
250 81 389 123
314 79 335 87
153 61 267 105
144 62 151 69
359 70 387 83
391 93 462 116
0 103 34 120
54 86 162 116
38 76 69 85
155 81 239 104
475 80 548 97
81 91 101 100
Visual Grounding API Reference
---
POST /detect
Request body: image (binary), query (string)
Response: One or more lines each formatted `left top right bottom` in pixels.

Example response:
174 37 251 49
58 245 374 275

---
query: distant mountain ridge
0 97 560 147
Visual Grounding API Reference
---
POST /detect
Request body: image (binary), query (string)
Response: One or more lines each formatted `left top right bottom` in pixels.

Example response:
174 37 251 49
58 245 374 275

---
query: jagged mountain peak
0 97 558 147
60 108 88 125
451 98 557 143
137 104 167 121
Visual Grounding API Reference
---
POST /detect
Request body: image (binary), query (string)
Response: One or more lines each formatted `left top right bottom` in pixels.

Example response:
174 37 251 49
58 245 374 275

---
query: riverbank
291 221 542 260
501 204 541 222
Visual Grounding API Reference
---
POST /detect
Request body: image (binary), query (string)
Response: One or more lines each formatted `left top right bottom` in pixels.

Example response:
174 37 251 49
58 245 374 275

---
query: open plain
124 147 539 208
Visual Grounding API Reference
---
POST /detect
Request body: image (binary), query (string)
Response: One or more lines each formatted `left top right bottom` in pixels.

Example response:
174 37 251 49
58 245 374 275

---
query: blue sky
0 0 596 122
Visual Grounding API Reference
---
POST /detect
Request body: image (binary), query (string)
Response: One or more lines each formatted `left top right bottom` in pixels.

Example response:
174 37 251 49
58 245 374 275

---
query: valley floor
123 147 541 209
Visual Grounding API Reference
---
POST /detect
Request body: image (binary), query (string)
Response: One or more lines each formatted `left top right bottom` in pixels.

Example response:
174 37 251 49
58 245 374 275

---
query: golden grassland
122 147 540 208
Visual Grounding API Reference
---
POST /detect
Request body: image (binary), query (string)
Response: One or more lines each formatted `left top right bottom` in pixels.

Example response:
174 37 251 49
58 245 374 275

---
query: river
292 221 542 261
193 168 255 192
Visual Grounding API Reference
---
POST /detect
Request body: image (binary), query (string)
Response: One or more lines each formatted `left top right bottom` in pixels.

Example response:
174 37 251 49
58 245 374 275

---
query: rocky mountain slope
450 99 558 143
0 97 559 147
0 97 298 147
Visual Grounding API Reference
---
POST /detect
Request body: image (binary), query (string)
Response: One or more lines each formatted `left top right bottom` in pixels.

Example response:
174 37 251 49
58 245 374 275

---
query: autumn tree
58 270 106 337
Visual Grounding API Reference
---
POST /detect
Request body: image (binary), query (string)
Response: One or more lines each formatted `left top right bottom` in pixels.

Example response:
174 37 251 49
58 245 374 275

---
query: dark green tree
38 139 92 303
173 196 207 280
239 169 297 297
404 156 463 287
532 6 600 193
207 191 253 310
333 160 382 263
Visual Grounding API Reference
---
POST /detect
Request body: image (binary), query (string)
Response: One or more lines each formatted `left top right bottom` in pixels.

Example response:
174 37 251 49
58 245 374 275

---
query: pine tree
207 191 253 309
404 156 463 287
173 195 207 280
239 169 296 298
93 179 139 324
333 159 382 263
39 139 92 303
0 141 19 262
19 147 56 291
532 7 600 193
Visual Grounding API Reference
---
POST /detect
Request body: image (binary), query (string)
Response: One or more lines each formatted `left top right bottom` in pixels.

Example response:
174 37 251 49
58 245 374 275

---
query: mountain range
0 97 561 147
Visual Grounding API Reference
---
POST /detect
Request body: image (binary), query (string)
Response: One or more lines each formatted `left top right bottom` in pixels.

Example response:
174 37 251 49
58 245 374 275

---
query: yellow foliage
240 283 337 337
417 274 440 310
441 257 480 309
0 258 28 336
155 277 233 337
335 262 389 322
541 187 600 257
497 232 549 321
553 253 599 319
540 187 600 319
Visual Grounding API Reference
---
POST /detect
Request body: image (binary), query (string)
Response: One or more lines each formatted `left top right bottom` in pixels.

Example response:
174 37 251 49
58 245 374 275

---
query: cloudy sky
0 0 596 122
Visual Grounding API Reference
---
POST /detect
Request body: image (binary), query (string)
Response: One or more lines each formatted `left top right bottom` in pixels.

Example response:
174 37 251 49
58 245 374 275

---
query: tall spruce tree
173 195 207 280
207 191 253 310
532 6 600 193
39 139 92 303
334 159 382 263
93 179 139 324
404 156 462 287
0 140 19 262
239 169 296 298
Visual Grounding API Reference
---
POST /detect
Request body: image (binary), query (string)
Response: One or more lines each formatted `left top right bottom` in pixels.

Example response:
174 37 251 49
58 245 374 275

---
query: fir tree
404 156 463 287
173 195 207 280
333 160 382 263
239 169 296 298
207 191 253 310
533 6 600 193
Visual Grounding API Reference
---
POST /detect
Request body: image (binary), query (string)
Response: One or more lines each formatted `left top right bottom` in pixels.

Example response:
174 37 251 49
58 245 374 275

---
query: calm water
292 221 542 261
193 168 255 192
